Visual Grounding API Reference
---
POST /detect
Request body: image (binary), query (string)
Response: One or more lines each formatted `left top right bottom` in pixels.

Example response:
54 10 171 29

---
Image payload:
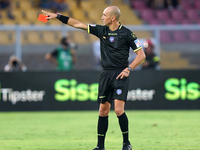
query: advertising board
0 70 199 111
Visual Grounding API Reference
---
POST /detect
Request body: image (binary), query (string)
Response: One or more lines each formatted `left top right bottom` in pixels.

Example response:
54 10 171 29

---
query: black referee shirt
88 23 142 69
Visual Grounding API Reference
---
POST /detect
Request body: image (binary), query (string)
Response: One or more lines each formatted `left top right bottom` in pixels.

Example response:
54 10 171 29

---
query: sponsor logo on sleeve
134 39 142 48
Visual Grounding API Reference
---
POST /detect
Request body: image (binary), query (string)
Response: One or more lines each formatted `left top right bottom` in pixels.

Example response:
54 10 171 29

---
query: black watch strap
56 13 61 19
127 67 132 71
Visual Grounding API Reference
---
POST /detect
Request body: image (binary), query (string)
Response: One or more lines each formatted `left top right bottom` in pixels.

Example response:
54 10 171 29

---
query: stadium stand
186 9 200 22
181 52 200 68
0 0 199 70
130 0 200 69
147 19 161 25
164 19 176 25
179 19 193 25
188 31 200 43
160 50 198 69
173 31 187 43
140 9 154 22
0 0 143 44
155 10 170 22
23 31 42 44
160 31 172 43
180 0 193 10
132 0 200 25
67 31 89 44
194 0 200 9
41 31 61 44
171 9 185 22
132 0 200 42
0 31 15 44
131 0 147 10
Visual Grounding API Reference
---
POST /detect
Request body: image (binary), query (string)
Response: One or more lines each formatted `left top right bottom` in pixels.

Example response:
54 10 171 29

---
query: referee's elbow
142 52 146 61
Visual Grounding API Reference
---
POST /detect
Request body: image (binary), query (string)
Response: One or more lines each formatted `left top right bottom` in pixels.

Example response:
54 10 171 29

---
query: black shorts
97 69 129 104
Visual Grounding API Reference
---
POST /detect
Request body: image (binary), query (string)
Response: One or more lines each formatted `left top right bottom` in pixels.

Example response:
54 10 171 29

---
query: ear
111 15 115 21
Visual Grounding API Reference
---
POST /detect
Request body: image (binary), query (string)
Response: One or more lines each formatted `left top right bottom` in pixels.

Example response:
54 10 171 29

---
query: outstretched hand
42 10 57 20
116 69 130 79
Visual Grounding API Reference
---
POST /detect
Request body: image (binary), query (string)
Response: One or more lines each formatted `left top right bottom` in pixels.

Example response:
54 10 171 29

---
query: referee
42 6 145 150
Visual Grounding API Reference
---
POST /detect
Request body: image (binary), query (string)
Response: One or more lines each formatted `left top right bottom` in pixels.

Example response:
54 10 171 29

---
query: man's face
101 8 112 26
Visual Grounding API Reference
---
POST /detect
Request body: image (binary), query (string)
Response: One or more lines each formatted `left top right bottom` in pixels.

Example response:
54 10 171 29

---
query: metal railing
0 24 200 60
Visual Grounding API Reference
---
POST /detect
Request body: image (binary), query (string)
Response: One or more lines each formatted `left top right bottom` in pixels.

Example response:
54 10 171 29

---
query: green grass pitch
0 110 200 150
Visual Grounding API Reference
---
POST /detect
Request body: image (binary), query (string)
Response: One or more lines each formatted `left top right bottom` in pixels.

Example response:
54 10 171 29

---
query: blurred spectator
4 56 27 72
105 0 130 5
39 0 53 9
75 0 91 8
166 0 181 10
146 0 180 10
45 37 77 71
51 0 68 13
105 0 113 5
146 0 165 9
76 0 81 8
93 40 102 70
39 0 68 13
141 39 159 70
0 0 15 19
122 0 131 5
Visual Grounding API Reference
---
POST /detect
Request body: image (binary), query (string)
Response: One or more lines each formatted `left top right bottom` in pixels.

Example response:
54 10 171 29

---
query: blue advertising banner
0 70 200 111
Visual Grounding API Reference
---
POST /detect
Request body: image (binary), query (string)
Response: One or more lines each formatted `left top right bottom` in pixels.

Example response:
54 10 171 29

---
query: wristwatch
127 67 132 71
56 13 61 19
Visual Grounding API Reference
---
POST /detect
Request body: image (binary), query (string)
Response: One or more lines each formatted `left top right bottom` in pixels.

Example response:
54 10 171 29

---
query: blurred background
0 2 199 149
0 0 200 72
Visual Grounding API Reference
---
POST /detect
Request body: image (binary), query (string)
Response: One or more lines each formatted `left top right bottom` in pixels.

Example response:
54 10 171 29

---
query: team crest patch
116 89 122 95
134 39 142 48
109 37 114 42
131 33 136 38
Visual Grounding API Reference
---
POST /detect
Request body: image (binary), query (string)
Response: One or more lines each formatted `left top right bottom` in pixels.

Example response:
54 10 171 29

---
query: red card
38 14 48 23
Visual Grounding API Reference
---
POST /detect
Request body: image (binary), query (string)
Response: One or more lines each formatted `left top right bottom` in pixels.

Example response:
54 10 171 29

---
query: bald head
104 6 121 21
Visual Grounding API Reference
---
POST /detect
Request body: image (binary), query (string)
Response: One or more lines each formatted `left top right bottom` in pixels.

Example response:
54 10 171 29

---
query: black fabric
88 24 142 69
117 112 129 144
51 49 58 57
98 69 129 104
97 116 108 148
57 15 69 24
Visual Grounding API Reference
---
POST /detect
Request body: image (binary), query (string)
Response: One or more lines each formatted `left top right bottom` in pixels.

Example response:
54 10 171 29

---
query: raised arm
42 10 88 31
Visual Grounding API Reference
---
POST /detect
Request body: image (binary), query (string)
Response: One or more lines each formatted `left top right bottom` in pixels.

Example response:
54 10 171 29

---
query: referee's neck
109 21 120 31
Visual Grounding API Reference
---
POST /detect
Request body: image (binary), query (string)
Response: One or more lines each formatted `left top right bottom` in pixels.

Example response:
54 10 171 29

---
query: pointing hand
42 10 57 20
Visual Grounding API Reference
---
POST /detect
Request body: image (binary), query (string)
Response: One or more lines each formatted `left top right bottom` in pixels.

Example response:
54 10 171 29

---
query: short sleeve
88 24 103 38
127 32 142 52
51 49 58 57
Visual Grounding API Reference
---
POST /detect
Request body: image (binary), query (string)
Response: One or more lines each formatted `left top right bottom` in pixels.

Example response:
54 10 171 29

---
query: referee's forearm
129 60 143 70
57 14 87 31
129 49 146 69
68 18 88 30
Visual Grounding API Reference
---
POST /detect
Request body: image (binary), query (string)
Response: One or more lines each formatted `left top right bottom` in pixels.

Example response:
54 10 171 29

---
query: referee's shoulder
95 24 107 30
119 25 130 31
120 25 132 35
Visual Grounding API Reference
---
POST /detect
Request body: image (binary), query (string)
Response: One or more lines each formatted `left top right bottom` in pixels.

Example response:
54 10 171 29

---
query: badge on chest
109 36 115 42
